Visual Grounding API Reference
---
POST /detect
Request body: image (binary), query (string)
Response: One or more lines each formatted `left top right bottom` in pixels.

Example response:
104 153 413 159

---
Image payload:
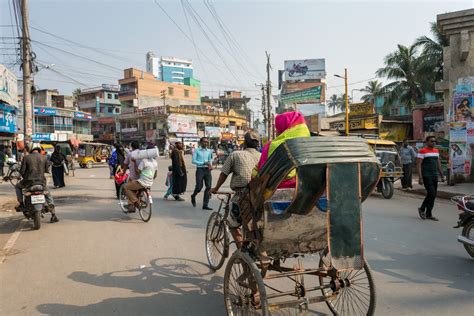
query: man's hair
131 141 140 150
244 131 259 149
425 136 436 142
200 137 208 143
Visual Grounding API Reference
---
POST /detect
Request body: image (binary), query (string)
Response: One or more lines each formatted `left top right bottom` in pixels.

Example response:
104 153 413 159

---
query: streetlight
351 88 364 103
334 68 349 135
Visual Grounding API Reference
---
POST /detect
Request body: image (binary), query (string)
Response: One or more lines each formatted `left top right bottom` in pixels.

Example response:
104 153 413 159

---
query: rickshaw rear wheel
86 161 93 169
224 251 269 316
319 256 376 316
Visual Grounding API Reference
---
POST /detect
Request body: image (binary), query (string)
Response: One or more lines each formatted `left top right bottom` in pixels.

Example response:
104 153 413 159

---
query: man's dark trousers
192 168 212 207
402 164 413 188
420 176 438 217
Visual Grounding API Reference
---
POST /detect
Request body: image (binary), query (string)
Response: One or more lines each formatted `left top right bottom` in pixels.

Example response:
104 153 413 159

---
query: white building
146 51 160 79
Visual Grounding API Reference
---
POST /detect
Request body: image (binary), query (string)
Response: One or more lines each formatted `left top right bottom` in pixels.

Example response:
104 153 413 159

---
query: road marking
0 220 25 264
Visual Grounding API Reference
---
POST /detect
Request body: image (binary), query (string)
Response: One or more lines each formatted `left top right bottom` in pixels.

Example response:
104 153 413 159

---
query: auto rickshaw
77 142 112 169
367 139 403 199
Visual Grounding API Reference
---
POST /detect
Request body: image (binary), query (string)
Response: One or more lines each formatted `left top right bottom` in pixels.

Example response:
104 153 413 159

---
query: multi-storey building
0 64 19 147
159 56 193 84
77 84 121 143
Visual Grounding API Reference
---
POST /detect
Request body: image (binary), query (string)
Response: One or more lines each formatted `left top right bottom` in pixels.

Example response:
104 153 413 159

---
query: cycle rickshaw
206 137 380 315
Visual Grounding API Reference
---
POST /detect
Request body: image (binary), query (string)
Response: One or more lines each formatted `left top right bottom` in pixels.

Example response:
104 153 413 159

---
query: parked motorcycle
21 184 51 230
451 195 474 258
3 158 21 186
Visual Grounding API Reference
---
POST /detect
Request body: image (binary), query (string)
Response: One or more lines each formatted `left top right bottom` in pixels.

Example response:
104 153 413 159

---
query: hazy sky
1 0 472 113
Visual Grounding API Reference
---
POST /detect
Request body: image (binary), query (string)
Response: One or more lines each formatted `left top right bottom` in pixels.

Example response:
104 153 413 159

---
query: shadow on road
36 257 225 315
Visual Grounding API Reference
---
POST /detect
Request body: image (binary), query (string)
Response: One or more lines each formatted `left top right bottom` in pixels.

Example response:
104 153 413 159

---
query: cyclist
210 131 260 248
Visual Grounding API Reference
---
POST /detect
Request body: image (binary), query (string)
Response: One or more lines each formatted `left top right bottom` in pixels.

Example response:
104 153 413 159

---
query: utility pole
257 84 266 137
265 51 272 140
21 0 33 141
344 68 349 136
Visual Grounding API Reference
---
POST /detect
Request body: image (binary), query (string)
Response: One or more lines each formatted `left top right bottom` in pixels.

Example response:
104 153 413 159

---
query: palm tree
360 80 383 104
376 44 424 108
328 94 339 114
413 22 448 93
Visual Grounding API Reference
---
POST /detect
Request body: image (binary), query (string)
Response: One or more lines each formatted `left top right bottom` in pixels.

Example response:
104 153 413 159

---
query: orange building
118 68 200 108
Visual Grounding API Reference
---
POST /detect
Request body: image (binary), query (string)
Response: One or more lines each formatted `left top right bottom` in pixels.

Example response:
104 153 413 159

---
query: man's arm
210 173 229 194
437 158 445 181
416 157 423 185
19 156 27 177
192 150 203 167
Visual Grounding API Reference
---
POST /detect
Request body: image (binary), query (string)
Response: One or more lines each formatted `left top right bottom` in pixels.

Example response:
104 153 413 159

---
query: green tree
327 94 339 114
360 80 383 104
328 93 350 114
376 44 424 109
72 88 82 106
413 22 448 93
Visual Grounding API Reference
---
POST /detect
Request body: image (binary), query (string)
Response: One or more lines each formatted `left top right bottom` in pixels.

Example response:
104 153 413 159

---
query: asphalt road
0 156 472 315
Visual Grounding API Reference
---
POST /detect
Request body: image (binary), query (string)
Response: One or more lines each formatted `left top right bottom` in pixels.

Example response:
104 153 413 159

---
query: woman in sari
257 111 310 188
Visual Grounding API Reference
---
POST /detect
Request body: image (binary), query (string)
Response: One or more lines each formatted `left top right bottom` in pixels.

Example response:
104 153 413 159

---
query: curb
396 188 459 200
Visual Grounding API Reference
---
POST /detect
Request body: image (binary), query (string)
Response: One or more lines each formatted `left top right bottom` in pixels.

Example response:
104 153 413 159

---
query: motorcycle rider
15 143 59 223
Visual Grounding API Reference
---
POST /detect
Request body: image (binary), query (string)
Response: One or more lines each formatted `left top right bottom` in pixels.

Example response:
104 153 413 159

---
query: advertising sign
449 122 467 142
330 116 378 131
221 132 234 140
32 133 53 141
423 107 444 132
467 122 474 144
167 114 197 134
284 59 326 81
0 65 18 107
457 77 474 92
0 103 17 133
452 93 473 122
74 111 92 120
205 126 221 138
450 142 471 175
34 107 57 116
349 103 374 117
281 86 323 105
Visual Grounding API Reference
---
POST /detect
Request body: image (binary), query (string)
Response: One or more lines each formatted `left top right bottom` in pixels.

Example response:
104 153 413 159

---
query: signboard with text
349 103 374 117
281 86 323 105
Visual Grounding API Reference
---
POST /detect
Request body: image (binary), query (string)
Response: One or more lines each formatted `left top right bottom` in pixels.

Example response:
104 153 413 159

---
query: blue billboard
34 107 57 116
0 103 17 133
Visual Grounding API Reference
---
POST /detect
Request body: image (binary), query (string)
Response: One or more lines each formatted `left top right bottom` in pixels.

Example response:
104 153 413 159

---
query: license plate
148 195 153 204
31 195 46 204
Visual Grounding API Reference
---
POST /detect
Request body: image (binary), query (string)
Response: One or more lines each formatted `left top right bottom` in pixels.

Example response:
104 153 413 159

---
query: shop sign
176 133 199 138
329 116 378 130
98 117 115 124
0 103 17 133
349 103 374 117
34 107 57 116
221 132 234 140
32 133 54 141
122 127 137 133
56 109 75 118
74 111 92 120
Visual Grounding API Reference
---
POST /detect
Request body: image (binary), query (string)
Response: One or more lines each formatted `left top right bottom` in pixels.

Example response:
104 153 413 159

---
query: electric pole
21 0 33 141
265 51 272 140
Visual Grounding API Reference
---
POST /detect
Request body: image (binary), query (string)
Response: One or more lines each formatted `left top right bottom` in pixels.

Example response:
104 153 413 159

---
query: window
114 94 118 99
168 87 174 96
184 89 189 97
107 93 113 99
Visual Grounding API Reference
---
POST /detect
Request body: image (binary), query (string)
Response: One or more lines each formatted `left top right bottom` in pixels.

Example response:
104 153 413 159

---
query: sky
1 0 473 115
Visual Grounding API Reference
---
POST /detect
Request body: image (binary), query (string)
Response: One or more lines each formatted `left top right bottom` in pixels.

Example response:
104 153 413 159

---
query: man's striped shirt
417 147 439 177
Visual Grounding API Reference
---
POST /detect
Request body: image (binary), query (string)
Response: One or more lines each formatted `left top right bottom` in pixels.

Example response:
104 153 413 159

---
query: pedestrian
399 139 416 189
191 137 213 210
416 136 445 221
191 144 196 155
164 137 170 159
108 144 117 179
50 145 66 188
170 142 187 201
164 165 173 199
0 146 5 177
113 144 127 199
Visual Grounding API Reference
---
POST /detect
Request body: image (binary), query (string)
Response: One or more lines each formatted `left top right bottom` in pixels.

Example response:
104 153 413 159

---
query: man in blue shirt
191 137 213 210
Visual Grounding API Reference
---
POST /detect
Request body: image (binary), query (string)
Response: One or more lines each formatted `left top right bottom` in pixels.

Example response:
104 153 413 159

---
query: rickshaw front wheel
381 178 394 199
224 251 269 316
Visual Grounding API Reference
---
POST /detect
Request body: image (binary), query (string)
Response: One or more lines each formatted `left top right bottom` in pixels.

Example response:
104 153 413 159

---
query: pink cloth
257 112 305 188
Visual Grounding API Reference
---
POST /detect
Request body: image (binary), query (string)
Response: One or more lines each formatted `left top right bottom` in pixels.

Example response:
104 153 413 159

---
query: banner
167 114 197 134
0 65 18 107
281 86 322 104
452 93 473 122
423 107 444 132
449 122 467 142
284 59 326 81
205 126 221 138
0 103 17 133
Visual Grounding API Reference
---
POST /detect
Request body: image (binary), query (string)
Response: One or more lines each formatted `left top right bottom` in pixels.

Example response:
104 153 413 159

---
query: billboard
0 65 18 107
167 114 197 134
0 103 17 133
284 59 326 81
349 103 374 117
281 85 323 104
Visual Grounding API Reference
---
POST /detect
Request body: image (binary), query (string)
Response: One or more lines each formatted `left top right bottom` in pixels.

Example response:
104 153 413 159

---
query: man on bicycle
124 145 158 212
210 131 260 248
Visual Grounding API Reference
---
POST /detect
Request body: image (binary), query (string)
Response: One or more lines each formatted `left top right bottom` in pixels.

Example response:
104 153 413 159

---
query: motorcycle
21 184 50 230
451 195 474 258
3 158 21 186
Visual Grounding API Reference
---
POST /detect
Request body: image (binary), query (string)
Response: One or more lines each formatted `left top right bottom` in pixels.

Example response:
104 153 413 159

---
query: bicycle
205 191 233 271
3 160 21 186
119 182 153 222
